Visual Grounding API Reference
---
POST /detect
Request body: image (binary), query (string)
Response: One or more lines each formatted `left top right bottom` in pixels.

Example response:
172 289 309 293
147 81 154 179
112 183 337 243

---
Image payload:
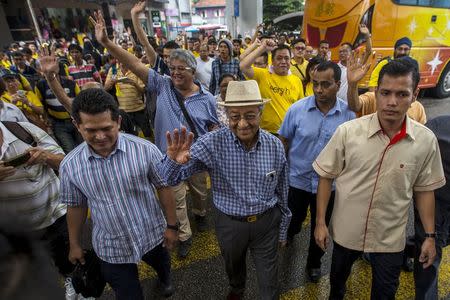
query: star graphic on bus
427 50 443 76
408 18 417 35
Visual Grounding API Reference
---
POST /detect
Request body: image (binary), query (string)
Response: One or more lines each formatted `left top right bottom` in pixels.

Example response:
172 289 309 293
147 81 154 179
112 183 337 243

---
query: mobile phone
3 152 31 168
117 76 128 82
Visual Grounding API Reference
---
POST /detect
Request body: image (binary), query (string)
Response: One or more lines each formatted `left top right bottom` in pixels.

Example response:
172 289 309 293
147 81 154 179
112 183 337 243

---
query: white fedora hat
217 80 270 107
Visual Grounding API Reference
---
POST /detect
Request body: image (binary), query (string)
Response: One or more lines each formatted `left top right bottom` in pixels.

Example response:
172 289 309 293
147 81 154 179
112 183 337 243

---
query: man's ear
72 117 80 132
117 115 122 131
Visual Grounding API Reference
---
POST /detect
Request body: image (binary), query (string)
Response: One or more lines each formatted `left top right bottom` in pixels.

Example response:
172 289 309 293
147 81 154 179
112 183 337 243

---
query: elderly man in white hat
159 80 291 300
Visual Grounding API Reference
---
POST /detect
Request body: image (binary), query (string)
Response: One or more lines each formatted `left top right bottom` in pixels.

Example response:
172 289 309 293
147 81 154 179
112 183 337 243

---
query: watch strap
167 223 179 231
424 232 436 238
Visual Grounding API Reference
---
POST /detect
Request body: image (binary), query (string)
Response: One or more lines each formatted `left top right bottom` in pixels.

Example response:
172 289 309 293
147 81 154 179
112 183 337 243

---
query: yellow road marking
281 247 450 300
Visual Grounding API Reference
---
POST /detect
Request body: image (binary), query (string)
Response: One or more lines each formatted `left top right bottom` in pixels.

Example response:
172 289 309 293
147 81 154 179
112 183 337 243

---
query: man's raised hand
166 127 194 164
131 1 146 16
347 50 371 85
90 11 109 45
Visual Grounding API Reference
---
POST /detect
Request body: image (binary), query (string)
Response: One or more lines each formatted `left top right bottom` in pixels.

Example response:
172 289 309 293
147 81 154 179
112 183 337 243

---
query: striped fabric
59 133 168 264
68 63 101 88
146 68 220 152
159 127 292 241
106 68 145 112
35 78 79 120
0 122 66 230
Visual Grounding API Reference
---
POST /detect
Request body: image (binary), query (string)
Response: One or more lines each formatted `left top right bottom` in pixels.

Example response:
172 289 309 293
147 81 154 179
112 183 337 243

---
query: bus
303 0 450 98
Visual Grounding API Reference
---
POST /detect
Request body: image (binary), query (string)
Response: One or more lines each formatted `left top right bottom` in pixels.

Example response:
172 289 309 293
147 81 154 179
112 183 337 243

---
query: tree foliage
263 0 304 24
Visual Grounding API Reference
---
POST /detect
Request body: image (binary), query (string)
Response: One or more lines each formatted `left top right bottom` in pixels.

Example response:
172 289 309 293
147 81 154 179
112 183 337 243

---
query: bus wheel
431 63 450 98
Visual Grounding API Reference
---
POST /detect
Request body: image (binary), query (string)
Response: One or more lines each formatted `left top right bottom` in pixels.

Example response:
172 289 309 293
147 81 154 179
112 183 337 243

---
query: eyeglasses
228 113 259 122
293 46 306 51
168 65 193 72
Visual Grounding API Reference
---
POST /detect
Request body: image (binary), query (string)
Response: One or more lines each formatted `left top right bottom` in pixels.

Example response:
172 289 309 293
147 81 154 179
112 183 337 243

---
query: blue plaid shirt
159 128 291 241
209 57 243 95
59 134 168 264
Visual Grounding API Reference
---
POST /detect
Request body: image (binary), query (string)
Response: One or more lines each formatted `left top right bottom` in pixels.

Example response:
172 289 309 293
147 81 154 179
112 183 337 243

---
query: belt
227 207 273 223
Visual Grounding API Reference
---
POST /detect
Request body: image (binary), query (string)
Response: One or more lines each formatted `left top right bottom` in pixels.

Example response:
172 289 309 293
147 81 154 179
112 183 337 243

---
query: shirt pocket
391 163 417 191
261 171 278 199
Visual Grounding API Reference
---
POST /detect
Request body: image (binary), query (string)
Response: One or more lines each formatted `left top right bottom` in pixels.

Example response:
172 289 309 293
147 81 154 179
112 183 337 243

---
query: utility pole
26 0 42 42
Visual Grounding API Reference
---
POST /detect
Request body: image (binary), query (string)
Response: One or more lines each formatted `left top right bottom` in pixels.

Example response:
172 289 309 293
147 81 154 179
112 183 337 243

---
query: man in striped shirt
92 11 220 259
67 44 102 88
0 120 73 278
59 89 178 299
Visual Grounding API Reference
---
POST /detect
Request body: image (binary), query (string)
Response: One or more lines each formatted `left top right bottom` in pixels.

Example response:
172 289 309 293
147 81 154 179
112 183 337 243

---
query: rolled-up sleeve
59 162 88 207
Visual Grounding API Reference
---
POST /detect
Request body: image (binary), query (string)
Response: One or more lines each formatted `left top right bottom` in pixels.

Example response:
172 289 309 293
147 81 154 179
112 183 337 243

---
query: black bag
71 249 106 298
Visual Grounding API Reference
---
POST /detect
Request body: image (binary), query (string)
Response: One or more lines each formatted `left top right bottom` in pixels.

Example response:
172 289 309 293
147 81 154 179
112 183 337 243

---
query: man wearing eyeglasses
290 38 309 82
279 61 355 283
92 11 220 259
240 40 304 135
159 80 291 300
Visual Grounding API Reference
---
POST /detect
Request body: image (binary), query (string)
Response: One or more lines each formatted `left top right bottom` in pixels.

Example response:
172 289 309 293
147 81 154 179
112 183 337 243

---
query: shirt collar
306 96 342 114
84 133 127 161
368 113 416 141
230 128 262 151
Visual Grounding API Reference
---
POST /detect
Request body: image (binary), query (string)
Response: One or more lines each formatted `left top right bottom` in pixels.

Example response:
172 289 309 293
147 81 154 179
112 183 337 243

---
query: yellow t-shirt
357 91 427 124
106 68 145 113
251 67 304 133
368 58 390 88
1 91 43 116
1 59 11 68
290 59 308 82
305 81 314 97
192 51 200 58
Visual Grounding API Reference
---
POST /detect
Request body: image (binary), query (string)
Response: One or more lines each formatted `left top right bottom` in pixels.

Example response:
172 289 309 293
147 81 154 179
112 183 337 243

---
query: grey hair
170 49 197 70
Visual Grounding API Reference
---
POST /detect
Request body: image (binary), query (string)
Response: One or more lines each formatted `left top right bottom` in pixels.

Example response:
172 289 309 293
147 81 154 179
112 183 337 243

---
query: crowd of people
0 1 449 300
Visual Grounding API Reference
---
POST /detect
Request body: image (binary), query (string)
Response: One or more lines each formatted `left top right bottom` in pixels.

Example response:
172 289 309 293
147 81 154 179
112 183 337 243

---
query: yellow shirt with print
368 58 390 88
251 67 304 133
1 90 43 116
290 59 308 82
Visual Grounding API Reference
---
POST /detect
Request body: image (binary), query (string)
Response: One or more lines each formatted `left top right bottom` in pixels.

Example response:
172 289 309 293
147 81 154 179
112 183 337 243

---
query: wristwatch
424 232 436 238
167 222 179 231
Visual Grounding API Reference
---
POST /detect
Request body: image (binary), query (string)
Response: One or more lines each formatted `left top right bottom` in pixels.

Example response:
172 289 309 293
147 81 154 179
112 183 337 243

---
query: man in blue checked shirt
278 61 355 283
159 80 291 300
59 89 178 299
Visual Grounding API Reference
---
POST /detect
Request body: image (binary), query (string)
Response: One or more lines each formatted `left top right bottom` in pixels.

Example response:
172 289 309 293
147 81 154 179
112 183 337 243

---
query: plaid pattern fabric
159 127 292 241
59 134 168 263
209 58 243 95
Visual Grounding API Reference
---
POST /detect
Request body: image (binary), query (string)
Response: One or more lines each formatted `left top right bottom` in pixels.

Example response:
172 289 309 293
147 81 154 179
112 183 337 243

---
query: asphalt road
92 95 450 300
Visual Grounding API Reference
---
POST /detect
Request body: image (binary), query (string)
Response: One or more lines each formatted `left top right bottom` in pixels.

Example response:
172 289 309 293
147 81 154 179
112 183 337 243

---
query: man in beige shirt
313 59 445 299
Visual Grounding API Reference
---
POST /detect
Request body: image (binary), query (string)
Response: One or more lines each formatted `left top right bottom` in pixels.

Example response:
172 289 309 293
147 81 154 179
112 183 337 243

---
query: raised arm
91 11 149 83
240 39 276 78
347 51 371 113
39 52 74 112
131 1 157 67
239 39 261 61
359 24 373 65
251 23 264 43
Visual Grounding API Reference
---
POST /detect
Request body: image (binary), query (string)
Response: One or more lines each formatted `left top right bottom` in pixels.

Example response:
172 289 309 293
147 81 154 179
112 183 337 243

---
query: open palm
166 127 194 164
347 51 371 84
90 11 109 45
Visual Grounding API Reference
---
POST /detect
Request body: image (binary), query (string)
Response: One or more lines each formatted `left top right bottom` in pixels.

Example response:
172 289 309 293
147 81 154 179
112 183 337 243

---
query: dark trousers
128 109 152 138
329 242 403 300
51 118 83 153
215 206 282 300
100 243 171 300
413 202 449 300
287 187 334 268
39 215 74 276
